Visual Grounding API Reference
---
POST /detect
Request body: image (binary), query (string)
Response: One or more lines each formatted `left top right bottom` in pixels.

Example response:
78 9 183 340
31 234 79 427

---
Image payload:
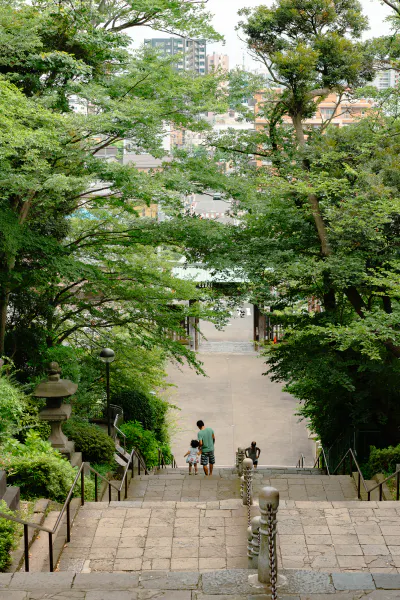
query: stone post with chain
258 486 279 599
248 515 261 569
237 447 245 476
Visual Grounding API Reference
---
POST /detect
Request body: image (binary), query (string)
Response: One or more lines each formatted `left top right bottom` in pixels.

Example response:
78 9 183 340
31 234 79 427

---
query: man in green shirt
197 420 215 476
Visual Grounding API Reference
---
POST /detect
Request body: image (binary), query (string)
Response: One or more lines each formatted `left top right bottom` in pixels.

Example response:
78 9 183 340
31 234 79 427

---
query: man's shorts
201 451 215 466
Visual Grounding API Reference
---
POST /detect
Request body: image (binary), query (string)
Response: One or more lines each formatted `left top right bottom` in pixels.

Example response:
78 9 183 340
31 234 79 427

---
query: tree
153 0 400 446
0 0 227 372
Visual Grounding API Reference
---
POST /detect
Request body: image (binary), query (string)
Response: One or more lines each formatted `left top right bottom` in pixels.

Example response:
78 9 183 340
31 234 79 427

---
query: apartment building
255 91 375 131
206 53 229 73
373 68 398 90
144 37 206 75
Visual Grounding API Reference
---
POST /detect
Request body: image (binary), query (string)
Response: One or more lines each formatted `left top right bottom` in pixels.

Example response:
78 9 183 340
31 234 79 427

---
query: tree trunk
291 113 332 257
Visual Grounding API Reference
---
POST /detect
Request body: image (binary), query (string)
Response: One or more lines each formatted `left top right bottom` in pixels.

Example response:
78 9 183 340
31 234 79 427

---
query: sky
131 0 393 70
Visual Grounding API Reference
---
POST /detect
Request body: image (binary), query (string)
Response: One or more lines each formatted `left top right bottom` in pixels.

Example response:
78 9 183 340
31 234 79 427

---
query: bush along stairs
3 449 400 598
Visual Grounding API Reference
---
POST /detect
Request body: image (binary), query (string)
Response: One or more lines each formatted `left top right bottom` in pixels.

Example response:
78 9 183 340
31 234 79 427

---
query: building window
320 108 335 119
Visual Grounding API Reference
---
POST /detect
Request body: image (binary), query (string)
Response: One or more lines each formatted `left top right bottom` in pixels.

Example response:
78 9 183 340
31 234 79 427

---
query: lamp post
99 348 115 436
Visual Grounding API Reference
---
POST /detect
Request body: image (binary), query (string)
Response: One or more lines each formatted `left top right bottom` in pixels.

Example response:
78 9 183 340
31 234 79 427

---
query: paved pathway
167 304 315 468
277 500 400 573
167 353 315 468
58 498 250 573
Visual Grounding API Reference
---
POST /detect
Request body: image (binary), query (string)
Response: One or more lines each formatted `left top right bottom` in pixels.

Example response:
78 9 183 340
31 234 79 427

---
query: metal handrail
157 447 178 469
296 454 306 468
314 447 331 476
134 447 149 475
366 468 400 501
332 448 368 499
316 446 400 501
113 414 127 453
0 446 148 573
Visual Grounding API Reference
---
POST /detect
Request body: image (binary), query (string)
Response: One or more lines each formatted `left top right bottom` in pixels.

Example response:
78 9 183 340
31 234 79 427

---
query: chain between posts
243 457 253 527
258 486 279 600
266 503 278 600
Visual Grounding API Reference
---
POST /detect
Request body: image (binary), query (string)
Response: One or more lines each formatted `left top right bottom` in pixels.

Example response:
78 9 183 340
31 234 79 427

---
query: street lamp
99 348 115 436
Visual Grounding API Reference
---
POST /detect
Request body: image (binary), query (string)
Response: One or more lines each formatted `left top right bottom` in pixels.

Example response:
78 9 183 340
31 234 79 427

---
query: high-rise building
206 53 229 73
144 37 206 75
372 68 398 90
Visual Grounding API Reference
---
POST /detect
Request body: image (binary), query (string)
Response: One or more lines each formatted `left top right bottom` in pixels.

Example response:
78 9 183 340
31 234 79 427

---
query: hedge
62 420 115 463
0 500 17 572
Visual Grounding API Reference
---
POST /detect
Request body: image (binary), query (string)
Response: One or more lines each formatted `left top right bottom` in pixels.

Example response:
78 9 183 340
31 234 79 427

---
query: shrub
120 421 159 468
6 454 78 501
0 431 95 502
367 445 400 476
149 396 171 444
0 500 17 572
62 420 115 463
112 390 155 430
0 376 27 441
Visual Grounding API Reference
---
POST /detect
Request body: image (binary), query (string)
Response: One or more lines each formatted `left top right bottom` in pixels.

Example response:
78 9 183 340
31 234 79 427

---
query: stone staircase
11 466 400 598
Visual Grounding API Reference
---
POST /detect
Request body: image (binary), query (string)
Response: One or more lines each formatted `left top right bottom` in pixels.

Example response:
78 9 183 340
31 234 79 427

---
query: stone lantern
33 362 78 462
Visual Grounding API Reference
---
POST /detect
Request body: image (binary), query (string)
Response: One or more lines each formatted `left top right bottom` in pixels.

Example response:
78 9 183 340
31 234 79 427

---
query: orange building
254 90 374 127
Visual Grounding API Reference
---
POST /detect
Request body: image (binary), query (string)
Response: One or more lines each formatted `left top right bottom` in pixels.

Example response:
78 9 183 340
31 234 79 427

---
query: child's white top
186 447 199 463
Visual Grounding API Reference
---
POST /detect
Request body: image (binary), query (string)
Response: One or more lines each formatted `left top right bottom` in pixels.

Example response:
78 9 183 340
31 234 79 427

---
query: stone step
0 469 20 510
198 341 257 353
1 568 400 598
2 486 20 511
56 497 400 576
125 469 358 503
154 467 327 475
57 499 252 573
18 498 81 573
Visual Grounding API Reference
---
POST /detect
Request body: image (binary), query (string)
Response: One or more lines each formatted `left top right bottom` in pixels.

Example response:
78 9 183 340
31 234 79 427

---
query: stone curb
1 569 400 594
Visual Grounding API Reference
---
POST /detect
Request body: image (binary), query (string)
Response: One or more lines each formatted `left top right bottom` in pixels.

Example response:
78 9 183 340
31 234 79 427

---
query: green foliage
0 375 27 440
62 420 115 463
0 431 94 501
158 0 400 448
366 445 400 477
0 0 226 380
0 500 17 572
6 454 77 501
113 389 154 430
120 421 160 469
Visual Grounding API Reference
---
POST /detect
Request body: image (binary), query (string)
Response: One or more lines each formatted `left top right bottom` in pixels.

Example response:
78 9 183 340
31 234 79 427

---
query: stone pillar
237 447 245 476
248 515 261 569
258 486 279 585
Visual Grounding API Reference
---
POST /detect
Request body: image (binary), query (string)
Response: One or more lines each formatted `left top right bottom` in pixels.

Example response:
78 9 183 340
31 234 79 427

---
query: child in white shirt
184 440 201 474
